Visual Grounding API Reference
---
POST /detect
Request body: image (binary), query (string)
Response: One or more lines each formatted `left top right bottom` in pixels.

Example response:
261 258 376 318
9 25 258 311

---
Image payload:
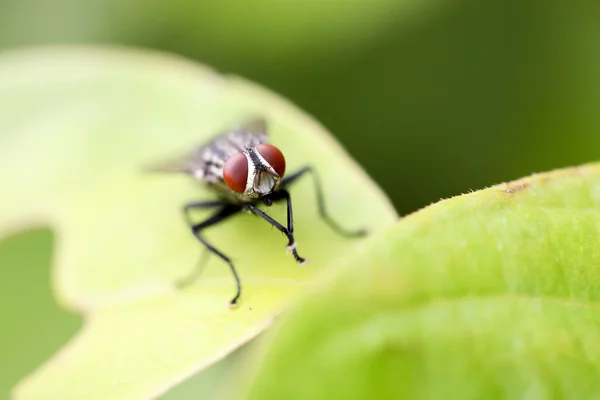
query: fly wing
144 117 269 183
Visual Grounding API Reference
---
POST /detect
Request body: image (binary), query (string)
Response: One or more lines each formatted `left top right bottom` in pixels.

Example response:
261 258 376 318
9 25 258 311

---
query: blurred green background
1 0 599 398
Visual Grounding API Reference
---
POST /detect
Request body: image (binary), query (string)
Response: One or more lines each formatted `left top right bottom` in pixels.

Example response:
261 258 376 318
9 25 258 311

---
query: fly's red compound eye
256 144 286 177
223 152 248 193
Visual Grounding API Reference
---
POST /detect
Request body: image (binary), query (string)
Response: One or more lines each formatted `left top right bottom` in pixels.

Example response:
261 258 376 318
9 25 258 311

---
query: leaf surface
245 165 600 399
0 47 397 400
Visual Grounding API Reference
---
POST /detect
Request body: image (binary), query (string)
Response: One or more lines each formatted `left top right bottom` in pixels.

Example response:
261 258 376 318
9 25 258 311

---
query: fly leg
175 247 211 289
245 202 307 265
183 200 228 225
177 200 227 287
182 202 244 306
280 166 367 237
265 189 306 259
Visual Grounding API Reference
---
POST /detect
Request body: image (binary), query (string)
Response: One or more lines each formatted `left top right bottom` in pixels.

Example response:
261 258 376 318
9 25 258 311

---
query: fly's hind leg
175 249 210 288
280 166 368 237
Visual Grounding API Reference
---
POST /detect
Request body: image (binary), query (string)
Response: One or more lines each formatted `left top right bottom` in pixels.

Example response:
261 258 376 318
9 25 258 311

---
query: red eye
256 144 286 178
223 152 248 193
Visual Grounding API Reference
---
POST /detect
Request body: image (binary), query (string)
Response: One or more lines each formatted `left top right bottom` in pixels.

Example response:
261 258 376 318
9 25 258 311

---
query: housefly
151 118 365 306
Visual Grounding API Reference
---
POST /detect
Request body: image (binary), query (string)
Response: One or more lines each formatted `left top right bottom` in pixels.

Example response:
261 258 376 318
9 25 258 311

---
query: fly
150 118 366 307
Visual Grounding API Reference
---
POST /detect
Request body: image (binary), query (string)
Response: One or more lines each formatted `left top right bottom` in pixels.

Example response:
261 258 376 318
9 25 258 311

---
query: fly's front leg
183 203 244 306
280 166 367 237
268 189 300 252
245 203 308 265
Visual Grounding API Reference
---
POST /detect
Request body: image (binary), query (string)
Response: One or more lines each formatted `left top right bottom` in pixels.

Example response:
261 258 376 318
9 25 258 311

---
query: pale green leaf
0 47 397 400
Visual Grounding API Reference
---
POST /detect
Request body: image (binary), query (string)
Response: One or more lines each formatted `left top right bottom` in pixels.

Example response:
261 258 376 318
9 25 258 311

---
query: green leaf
244 164 600 399
0 47 397 399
